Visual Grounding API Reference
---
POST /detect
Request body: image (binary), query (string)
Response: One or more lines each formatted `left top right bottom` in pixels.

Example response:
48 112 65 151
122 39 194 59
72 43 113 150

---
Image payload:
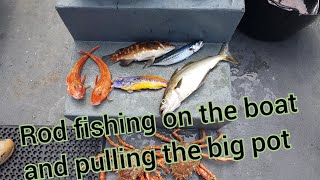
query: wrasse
145 40 204 67
102 41 175 66
161 43 239 114
66 46 100 100
79 50 112 106
112 75 168 93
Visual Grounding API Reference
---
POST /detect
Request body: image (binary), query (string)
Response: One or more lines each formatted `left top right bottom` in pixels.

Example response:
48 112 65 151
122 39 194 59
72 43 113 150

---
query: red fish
79 50 112 106
66 46 100 100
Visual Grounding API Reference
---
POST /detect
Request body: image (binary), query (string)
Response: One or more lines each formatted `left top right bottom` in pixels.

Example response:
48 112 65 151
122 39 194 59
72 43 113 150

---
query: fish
66 46 100 100
112 75 168 93
102 41 175 66
79 50 112 106
160 43 239 114
145 40 204 68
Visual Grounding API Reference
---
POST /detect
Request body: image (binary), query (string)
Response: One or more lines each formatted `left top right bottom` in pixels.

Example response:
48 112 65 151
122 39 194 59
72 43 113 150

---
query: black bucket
239 0 320 41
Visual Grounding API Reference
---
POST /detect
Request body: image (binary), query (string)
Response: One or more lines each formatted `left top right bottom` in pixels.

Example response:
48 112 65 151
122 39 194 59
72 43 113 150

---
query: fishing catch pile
66 41 238 109
65 41 239 180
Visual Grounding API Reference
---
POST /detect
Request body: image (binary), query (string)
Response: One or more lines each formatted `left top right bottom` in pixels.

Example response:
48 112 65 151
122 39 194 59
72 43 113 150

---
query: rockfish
103 41 175 66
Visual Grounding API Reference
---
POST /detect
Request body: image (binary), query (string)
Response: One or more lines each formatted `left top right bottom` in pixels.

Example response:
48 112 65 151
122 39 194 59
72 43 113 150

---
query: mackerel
145 41 204 68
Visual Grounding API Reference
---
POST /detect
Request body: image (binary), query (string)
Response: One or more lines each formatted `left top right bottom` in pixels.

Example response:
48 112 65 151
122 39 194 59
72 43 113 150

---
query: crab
98 135 170 180
145 129 234 180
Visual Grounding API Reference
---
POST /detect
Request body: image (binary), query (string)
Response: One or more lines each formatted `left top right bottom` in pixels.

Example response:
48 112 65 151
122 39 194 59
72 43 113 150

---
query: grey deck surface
0 0 319 179
65 42 232 130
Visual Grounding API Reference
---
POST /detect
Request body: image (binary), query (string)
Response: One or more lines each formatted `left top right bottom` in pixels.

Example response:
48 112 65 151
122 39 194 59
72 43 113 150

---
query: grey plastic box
56 0 245 42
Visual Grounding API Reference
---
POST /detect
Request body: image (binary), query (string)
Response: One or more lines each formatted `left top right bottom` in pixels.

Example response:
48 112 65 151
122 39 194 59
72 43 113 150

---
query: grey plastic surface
55 0 245 42
64 41 233 130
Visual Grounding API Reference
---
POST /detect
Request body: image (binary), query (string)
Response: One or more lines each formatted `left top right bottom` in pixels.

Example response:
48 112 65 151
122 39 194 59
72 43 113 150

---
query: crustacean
145 129 234 180
98 135 170 180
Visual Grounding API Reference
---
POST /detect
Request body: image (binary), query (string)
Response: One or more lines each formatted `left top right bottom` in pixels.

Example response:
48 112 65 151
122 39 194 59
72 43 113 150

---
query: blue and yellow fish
112 75 168 93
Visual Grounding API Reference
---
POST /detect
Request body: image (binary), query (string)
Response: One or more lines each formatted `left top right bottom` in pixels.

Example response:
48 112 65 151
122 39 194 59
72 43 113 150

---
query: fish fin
171 68 180 78
95 75 99 85
143 57 156 68
218 43 239 64
189 47 195 51
182 61 195 68
223 55 239 65
120 60 134 66
164 68 180 95
142 75 168 83
107 97 113 101
81 74 87 83
85 84 90 89
175 78 183 89
127 90 134 93
115 47 126 53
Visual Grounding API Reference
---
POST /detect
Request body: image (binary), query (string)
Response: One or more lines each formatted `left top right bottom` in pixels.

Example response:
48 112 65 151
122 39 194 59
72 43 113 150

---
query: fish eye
74 85 77 89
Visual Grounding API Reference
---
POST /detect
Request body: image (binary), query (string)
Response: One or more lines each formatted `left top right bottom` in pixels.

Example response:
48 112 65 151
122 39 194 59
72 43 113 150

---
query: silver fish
144 41 204 68
160 43 239 114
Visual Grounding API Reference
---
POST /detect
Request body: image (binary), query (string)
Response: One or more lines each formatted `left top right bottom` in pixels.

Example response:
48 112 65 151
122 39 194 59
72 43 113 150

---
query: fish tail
89 45 101 54
79 49 90 56
74 46 100 69
77 46 100 60
218 43 239 64
143 60 154 68
143 64 150 69
78 46 100 56
102 54 117 62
